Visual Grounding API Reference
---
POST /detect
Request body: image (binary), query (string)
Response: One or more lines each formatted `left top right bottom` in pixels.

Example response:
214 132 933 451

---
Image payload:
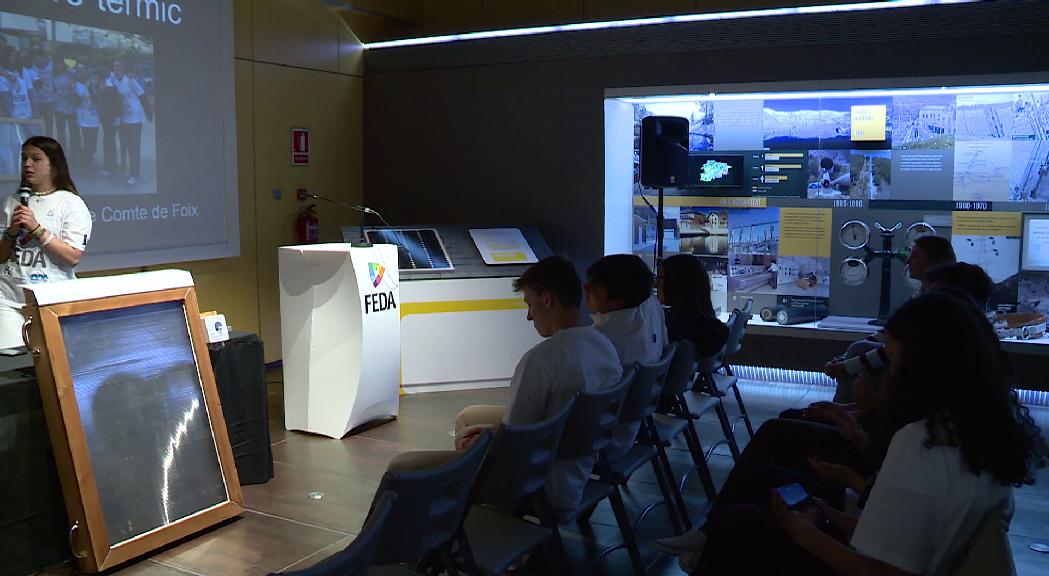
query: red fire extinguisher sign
291 128 310 165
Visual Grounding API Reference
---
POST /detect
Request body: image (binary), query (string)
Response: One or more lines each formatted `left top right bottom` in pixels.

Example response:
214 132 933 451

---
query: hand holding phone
774 483 812 510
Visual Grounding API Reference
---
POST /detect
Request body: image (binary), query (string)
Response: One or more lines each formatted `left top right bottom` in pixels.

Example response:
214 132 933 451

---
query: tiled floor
39 373 1049 575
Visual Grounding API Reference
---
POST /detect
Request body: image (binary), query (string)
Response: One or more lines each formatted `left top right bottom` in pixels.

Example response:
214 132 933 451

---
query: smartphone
775 483 811 509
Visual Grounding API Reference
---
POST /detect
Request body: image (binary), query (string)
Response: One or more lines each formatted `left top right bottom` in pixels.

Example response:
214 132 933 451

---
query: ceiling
327 0 907 44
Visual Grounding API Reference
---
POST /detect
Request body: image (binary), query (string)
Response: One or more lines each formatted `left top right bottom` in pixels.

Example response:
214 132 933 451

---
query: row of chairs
278 302 757 576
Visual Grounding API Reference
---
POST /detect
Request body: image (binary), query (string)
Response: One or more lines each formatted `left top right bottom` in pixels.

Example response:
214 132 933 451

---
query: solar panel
62 301 229 546
365 228 454 271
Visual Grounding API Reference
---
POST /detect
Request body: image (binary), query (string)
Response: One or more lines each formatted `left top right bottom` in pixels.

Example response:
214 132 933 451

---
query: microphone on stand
297 191 391 244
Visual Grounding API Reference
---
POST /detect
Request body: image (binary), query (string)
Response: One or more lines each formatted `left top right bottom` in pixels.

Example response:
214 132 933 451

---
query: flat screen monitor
1021 214 1049 272
365 228 454 271
688 155 744 188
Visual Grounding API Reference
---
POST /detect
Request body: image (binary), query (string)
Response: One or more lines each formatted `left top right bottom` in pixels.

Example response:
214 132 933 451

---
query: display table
725 313 1049 392
0 332 271 576
392 225 552 393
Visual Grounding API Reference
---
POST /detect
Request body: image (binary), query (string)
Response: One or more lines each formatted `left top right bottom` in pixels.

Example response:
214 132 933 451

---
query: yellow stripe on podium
400 298 527 318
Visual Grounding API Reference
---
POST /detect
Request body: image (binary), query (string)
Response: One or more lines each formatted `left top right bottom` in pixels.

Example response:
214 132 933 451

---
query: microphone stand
298 192 391 245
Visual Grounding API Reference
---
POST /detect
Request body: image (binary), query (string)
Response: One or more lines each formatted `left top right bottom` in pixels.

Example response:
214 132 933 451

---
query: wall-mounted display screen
689 154 744 187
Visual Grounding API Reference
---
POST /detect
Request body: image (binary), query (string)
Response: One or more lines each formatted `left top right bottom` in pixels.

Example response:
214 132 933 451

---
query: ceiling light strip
618 83 1049 104
363 0 979 50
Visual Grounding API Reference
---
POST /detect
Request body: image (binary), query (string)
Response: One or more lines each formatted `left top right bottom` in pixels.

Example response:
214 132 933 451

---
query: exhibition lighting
363 0 979 50
731 365 1049 407
619 83 1049 104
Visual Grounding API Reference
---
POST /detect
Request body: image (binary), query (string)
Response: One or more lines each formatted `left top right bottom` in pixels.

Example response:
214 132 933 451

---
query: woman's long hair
885 291 1048 486
660 254 716 317
22 136 78 194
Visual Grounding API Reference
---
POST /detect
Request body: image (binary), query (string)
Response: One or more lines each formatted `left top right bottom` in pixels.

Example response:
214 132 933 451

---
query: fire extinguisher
296 204 319 244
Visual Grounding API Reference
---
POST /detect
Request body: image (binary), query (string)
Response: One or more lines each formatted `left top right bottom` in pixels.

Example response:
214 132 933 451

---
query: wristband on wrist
41 231 55 248
30 224 44 238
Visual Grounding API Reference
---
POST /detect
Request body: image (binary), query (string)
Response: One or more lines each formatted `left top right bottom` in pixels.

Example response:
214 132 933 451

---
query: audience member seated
684 292 1048 575
657 254 728 359
825 262 992 385
584 254 667 460
657 272 1010 568
450 255 623 513
829 236 959 403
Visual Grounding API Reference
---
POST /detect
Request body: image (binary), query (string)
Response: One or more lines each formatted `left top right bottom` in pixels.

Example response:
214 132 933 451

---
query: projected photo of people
806 150 851 199
0 11 155 195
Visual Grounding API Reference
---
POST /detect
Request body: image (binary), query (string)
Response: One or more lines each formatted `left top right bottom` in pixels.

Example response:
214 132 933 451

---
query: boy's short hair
513 256 582 309
586 254 654 308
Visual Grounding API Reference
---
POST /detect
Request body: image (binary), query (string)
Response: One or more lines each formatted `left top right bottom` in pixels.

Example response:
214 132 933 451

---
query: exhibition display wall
605 81 1049 320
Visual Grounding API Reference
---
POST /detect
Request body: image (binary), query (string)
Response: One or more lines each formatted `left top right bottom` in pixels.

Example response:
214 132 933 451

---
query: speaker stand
655 187 665 271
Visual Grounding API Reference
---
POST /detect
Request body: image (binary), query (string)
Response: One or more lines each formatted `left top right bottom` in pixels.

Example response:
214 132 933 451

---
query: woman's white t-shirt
851 419 1012 575
0 190 92 306
75 82 100 128
107 74 145 124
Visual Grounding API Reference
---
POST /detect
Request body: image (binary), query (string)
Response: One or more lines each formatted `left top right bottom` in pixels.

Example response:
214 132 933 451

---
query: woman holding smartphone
689 291 1047 576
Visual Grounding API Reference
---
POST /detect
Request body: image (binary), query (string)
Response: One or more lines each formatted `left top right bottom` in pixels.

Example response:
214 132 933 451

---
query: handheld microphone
18 186 31 207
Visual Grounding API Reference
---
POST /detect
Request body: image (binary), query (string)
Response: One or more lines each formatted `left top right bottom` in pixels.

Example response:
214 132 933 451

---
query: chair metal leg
607 487 647 576
647 456 685 535
680 421 718 501
675 394 719 501
654 444 692 531
714 400 742 460
731 384 755 438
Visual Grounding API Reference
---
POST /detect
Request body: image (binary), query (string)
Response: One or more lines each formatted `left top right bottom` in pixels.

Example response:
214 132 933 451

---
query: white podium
278 243 400 438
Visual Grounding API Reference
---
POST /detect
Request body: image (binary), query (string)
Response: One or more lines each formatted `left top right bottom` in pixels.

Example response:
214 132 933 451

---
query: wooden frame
24 286 243 573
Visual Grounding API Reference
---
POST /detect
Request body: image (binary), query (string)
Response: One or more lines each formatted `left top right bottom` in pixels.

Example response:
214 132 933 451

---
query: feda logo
364 291 397 314
369 262 385 288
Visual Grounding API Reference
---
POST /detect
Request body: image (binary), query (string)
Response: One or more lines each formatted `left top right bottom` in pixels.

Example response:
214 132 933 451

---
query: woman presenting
0 136 92 349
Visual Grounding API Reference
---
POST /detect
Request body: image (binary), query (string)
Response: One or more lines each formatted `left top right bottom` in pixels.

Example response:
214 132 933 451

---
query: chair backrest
723 306 749 356
663 339 696 396
619 343 677 424
739 298 754 316
696 311 734 375
275 491 397 576
556 367 636 459
370 431 493 566
474 396 576 510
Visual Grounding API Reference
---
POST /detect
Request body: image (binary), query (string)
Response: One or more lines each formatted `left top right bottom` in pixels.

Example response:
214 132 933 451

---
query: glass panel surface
61 301 228 545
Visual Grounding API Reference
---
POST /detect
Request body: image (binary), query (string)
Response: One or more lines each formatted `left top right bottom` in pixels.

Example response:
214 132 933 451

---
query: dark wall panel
363 0 1049 267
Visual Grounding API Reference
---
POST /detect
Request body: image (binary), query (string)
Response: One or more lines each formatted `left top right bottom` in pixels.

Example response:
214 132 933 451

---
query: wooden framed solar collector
22 270 243 573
